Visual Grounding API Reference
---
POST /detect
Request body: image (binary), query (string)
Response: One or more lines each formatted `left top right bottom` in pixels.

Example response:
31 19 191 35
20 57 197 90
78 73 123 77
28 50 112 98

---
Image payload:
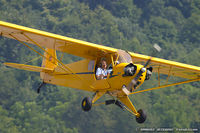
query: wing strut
165 65 172 84
158 65 161 86
9 33 94 89
22 33 78 75
130 78 200 95
9 34 46 60
9 33 78 77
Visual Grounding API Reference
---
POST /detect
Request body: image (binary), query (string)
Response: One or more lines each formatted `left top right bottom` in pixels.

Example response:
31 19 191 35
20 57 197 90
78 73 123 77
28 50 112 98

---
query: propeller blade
128 44 161 91
127 68 146 91
144 58 152 68
153 43 162 52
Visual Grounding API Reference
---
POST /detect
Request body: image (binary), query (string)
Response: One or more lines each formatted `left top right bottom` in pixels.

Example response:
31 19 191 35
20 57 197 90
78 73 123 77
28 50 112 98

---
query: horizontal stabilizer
4 62 53 73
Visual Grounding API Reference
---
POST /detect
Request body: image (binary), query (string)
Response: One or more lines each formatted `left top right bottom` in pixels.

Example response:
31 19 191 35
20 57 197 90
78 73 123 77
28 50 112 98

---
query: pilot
96 59 108 80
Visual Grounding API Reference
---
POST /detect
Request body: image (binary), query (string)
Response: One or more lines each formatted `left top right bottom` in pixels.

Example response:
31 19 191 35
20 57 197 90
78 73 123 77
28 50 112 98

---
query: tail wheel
136 109 147 123
81 97 92 111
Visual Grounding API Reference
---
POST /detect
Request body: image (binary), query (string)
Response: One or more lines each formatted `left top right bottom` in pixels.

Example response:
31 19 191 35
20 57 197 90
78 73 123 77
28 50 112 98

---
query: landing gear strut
37 81 46 93
136 109 147 123
81 96 147 124
81 97 92 111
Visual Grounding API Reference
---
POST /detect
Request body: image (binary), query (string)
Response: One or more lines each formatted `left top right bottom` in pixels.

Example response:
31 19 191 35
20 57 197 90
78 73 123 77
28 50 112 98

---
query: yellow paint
130 53 200 79
4 63 53 73
130 78 200 95
43 59 96 91
107 63 146 91
92 91 106 103
118 96 140 117
0 20 117 59
110 54 114 68
83 101 86 107
1 20 200 117
40 48 58 79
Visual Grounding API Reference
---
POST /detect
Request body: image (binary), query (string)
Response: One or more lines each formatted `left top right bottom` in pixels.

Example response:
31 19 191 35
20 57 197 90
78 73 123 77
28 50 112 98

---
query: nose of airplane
123 63 137 76
126 67 147 92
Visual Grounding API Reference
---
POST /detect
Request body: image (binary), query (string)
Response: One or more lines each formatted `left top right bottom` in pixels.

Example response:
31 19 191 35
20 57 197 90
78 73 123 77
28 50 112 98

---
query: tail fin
41 48 58 69
4 48 58 73
4 62 53 73
4 48 58 80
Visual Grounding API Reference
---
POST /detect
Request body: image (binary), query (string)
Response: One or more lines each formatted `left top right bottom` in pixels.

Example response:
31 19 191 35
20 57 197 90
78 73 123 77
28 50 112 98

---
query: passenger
96 59 108 80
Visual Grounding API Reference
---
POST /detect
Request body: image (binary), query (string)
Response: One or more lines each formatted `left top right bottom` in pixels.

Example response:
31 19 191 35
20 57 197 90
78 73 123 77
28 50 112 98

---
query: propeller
127 44 161 92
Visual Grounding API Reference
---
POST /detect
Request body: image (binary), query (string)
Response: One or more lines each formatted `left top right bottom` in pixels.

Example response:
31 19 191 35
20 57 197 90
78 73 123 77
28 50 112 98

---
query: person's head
100 59 107 69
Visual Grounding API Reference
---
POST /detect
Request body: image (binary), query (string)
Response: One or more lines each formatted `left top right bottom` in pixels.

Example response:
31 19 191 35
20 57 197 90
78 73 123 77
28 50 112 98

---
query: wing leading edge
130 52 200 79
0 21 117 59
1 20 200 79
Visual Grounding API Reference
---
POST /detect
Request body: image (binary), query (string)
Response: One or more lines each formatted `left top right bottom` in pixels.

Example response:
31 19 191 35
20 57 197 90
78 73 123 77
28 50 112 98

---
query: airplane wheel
81 97 92 111
136 109 146 123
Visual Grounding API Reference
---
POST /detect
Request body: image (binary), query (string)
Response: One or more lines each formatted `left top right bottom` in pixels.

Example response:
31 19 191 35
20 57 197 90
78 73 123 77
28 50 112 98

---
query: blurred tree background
0 0 199 132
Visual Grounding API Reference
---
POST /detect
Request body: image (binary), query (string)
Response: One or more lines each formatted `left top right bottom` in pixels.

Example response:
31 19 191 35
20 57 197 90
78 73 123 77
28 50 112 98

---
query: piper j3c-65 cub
0 21 200 123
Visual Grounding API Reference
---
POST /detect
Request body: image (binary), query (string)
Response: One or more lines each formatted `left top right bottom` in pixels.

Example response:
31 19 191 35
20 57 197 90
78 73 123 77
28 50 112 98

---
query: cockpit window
117 50 132 64
88 60 95 71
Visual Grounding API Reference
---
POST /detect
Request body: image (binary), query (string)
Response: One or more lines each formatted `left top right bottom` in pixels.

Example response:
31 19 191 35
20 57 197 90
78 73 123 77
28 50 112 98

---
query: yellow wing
129 52 200 79
1 21 200 79
0 21 117 59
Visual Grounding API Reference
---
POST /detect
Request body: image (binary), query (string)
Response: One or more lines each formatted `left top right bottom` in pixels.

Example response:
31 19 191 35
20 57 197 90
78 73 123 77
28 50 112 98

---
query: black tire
136 109 147 123
81 97 92 111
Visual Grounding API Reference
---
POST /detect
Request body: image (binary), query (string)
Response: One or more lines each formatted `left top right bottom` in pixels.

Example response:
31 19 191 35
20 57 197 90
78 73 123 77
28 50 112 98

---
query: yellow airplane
0 21 200 123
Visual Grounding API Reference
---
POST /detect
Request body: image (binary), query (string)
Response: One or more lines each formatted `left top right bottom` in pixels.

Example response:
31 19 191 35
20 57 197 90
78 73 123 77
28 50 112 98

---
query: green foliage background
0 0 199 132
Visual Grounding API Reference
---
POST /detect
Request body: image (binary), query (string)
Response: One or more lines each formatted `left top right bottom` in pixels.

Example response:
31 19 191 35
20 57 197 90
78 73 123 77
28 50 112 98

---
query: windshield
117 50 132 63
